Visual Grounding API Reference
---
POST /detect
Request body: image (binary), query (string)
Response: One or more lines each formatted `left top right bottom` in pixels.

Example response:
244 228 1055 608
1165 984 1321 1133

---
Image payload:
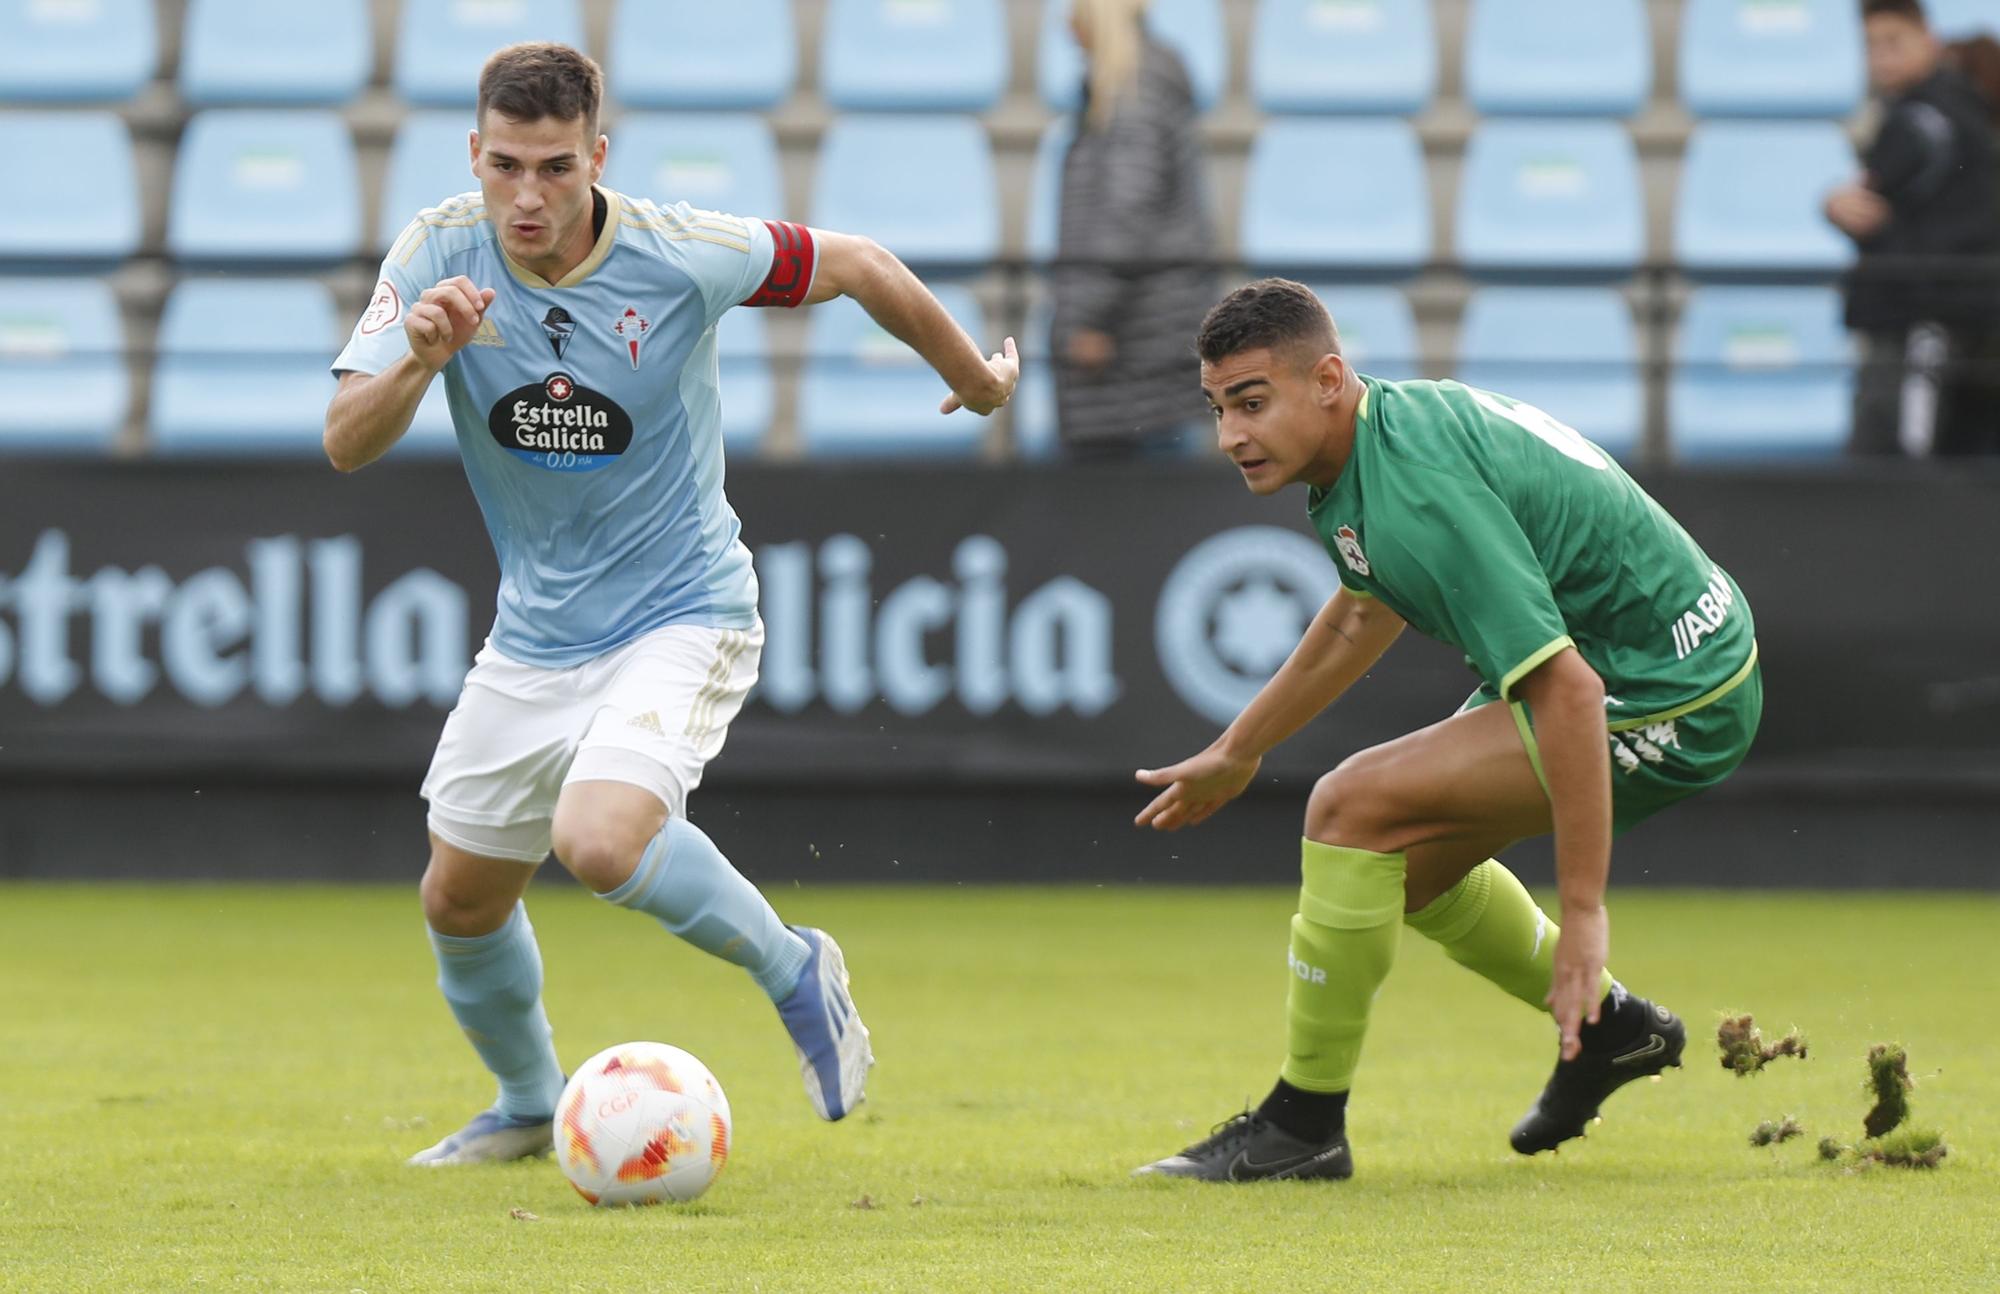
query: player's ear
590 133 608 182
1313 352 1348 408
467 129 481 175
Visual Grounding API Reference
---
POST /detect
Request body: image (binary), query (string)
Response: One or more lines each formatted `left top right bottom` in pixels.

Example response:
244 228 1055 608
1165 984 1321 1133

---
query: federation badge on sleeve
612 306 650 369
1334 524 1370 576
359 280 402 335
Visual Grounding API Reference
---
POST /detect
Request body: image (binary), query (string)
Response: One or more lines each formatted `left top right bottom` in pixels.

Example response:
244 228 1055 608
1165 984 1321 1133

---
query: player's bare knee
1304 755 1401 848
419 860 513 937
551 822 651 895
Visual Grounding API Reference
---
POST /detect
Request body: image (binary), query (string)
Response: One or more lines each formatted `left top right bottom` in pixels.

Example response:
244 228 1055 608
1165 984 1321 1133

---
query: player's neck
513 188 608 286
1300 401 1360 490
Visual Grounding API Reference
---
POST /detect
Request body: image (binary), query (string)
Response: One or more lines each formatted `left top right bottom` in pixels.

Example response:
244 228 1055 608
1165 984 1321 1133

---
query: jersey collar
498 186 621 290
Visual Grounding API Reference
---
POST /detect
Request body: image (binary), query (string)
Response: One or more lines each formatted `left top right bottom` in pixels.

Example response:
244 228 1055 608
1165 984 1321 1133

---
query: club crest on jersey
541 306 576 361
612 306 650 369
487 371 635 473
1333 525 1370 576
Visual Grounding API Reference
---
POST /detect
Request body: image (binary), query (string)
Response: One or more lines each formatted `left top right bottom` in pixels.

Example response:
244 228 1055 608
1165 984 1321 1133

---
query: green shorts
1461 649 1763 837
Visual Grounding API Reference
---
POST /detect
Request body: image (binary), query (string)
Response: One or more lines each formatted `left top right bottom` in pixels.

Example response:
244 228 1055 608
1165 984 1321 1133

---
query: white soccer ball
555 1041 731 1206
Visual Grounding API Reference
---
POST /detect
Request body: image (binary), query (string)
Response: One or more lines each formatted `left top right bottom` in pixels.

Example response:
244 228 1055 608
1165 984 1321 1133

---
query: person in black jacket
1824 0 2000 456
1052 0 1217 456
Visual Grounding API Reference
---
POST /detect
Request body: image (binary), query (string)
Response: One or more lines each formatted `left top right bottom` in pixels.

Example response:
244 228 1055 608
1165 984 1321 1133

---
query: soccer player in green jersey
1132 280 1762 1181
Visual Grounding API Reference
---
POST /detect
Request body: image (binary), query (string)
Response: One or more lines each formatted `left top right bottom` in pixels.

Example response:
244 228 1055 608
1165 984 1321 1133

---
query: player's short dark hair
477 42 603 135
1196 278 1341 368
1862 0 1929 26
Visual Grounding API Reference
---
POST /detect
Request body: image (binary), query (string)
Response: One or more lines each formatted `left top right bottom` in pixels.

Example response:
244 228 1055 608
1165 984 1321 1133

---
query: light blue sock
601 817 811 1002
427 902 566 1121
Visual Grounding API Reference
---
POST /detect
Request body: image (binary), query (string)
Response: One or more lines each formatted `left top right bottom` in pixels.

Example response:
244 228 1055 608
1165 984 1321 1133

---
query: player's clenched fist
406 275 497 373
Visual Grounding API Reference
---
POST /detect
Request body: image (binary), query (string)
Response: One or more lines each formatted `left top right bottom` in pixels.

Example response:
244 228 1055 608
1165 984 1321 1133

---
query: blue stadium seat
0 277 127 452
1241 119 1429 275
810 116 998 271
168 111 361 265
1025 118 1075 266
180 0 370 106
150 279 342 455
378 111 476 253
405 383 459 453
1454 120 1643 276
1012 297 1057 458
1039 0 1225 112
394 0 585 107
0 0 154 102
1250 0 1436 114
1454 288 1643 459
603 114 783 222
1929 0 2000 37
821 0 1008 112
716 307 773 457
1670 286 1852 459
1307 284 1420 382
0 112 139 265
610 0 795 109
799 286 989 456
1674 121 1855 276
1679 0 1863 117
1463 0 1650 117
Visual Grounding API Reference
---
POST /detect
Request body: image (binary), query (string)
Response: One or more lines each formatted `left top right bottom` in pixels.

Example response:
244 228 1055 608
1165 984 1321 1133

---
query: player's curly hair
478 42 603 135
1195 278 1340 367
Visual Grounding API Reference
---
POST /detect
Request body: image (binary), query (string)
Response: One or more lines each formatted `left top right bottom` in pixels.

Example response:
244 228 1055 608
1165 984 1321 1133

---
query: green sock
1279 840 1406 1095
1404 859 1615 1010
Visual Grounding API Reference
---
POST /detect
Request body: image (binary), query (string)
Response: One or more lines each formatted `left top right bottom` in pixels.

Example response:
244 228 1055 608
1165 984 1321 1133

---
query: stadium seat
150 279 342 455
716 306 773 457
1250 0 1436 114
1012 298 1057 458
1024 118 1075 266
404 383 460 453
1679 0 1863 118
1039 0 1226 112
603 114 784 223
0 277 127 452
798 286 989 456
1454 287 1643 459
180 0 370 106
1929 0 2000 37
1674 121 1855 276
609 0 795 109
0 0 154 102
168 111 361 265
0 112 140 264
1463 0 1650 117
378 111 476 254
1241 119 1429 275
810 116 998 271
820 0 1008 112
1670 286 1852 459
394 0 585 106
1308 284 1420 383
1453 120 1643 276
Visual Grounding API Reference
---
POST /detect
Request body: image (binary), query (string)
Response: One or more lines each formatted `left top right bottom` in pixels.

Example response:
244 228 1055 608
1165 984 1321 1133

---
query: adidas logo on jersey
626 710 665 737
469 317 506 348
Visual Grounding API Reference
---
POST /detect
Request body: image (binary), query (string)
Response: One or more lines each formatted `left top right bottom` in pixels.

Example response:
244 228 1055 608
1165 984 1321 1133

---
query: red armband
741 220 816 308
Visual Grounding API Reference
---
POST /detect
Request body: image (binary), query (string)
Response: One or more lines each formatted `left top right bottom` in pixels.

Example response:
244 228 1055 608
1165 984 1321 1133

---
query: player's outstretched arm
324 276 495 472
1515 647 1614 1061
803 230 1018 416
1135 589 1405 832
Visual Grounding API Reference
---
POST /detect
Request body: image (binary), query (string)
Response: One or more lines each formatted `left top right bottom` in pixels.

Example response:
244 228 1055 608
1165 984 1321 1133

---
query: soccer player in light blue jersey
326 43 1019 1165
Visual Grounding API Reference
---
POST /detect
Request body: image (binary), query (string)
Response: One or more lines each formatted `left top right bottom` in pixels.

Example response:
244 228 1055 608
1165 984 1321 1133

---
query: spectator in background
1052 0 1217 456
1824 0 2000 457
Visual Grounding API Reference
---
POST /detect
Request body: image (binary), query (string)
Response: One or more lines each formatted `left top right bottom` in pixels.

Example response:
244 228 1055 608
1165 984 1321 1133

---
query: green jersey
1308 378 1756 727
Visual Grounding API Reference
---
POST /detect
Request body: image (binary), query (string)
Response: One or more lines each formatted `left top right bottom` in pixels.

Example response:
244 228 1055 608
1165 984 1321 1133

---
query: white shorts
422 621 763 863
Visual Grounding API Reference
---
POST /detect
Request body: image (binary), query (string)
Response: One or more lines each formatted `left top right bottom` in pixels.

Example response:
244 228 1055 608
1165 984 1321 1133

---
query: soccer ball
555 1042 731 1206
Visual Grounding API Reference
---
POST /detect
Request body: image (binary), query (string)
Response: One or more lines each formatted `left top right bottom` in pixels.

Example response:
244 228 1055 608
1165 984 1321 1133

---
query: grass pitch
2 884 1996 1292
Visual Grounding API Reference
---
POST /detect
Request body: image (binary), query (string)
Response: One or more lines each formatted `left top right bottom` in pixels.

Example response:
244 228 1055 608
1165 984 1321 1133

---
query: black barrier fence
2 460 1998 883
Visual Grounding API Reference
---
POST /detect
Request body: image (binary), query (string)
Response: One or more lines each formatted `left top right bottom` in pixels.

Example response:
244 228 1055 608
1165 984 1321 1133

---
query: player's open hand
407 276 497 373
941 337 1019 416
1548 904 1610 1061
1133 744 1260 832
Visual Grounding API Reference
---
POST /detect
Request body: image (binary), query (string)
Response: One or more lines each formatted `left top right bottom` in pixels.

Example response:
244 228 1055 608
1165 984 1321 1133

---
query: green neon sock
1404 860 1615 1010
1278 840 1406 1095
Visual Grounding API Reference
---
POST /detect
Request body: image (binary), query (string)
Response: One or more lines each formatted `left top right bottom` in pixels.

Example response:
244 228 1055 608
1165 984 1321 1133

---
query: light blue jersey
333 187 815 668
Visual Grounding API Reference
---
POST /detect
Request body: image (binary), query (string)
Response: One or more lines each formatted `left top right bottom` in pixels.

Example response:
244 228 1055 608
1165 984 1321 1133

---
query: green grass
1 885 1996 1292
